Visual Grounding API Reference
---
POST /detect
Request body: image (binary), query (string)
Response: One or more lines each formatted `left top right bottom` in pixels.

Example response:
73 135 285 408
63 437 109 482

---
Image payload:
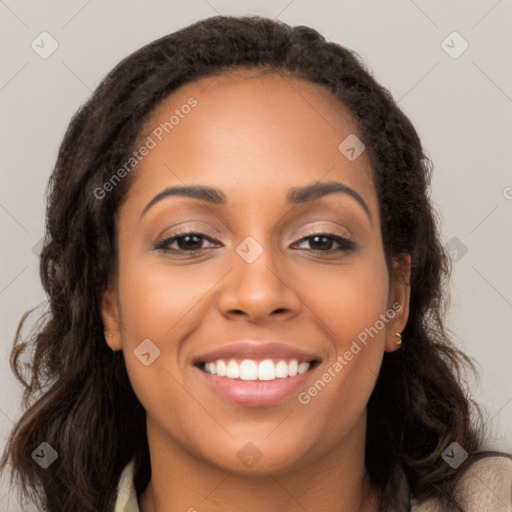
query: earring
395 332 402 345
105 332 117 353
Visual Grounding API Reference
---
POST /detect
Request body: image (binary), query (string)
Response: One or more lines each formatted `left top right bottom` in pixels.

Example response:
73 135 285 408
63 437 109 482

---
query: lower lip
195 366 317 407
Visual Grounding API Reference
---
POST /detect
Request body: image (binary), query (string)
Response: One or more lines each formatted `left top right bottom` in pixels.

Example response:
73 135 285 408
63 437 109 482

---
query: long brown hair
1 15 486 512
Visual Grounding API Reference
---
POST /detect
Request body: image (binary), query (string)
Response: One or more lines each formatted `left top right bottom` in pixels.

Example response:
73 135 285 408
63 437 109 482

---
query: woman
1 15 510 512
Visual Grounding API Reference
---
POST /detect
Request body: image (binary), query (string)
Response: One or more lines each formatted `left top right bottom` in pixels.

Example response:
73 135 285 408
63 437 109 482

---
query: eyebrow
140 180 372 223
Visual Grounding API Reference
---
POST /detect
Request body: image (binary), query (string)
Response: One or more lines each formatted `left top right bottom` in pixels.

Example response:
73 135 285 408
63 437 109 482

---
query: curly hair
1 14 486 512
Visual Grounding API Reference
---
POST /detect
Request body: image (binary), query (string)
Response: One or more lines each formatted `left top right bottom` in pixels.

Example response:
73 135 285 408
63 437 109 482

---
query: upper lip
193 341 322 364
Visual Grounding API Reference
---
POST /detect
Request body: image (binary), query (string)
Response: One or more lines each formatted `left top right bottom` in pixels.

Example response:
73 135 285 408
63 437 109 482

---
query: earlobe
384 253 411 353
100 282 123 351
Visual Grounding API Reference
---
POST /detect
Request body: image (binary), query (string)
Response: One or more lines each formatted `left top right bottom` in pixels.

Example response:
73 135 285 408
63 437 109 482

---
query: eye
292 233 355 253
154 230 220 253
154 230 355 255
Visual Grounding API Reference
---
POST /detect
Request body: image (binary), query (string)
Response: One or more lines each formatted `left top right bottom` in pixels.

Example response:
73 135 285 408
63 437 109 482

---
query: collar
114 458 140 512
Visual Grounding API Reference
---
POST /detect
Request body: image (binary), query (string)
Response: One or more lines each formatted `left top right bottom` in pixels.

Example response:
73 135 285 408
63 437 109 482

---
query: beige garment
114 459 139 512
410 455 512 512
114 456 512 512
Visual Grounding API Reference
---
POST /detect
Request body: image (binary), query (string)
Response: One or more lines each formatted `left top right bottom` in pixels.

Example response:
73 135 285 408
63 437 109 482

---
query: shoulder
114 458 140 512
412 453 512 512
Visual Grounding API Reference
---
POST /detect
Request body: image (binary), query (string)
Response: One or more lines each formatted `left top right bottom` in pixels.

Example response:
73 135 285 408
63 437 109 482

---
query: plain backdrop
1 1 511 510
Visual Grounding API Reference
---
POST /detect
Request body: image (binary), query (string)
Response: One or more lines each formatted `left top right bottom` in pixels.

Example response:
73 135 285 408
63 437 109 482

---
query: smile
200 358 314 381
192 341 322 406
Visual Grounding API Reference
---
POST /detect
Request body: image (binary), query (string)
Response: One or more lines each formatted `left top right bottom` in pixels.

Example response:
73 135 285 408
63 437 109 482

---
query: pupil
180 235 201 250
311 235 330 250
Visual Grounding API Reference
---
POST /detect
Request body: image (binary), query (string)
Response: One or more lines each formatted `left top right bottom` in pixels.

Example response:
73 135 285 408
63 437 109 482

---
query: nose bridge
229 201 281 269
217 230 301 321
234 231 283 293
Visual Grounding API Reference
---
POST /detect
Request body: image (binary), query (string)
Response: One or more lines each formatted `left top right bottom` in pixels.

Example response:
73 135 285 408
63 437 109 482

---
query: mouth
195 357 321 381
191 342 322 407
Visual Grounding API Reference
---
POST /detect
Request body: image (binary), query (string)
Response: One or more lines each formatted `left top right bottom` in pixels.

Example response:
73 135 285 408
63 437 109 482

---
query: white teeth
239 359 258 380
298 362 310 375
226 360 240 379
258 359 276 380
202 358 312 381
204 362 217 375
288 359 298 376
275 360 289 378
216 359 226 377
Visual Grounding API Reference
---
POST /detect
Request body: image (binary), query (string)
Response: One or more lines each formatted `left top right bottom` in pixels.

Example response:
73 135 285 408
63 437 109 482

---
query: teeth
239 359 258 380
275 360 288 378
258 359 275 380
298 362 310 375
202 358 311 381
204 362 217 375
216 359 226 377
226 360 240 379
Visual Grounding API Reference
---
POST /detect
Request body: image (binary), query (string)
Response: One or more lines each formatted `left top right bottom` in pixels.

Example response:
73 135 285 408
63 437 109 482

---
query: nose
217 239 302 324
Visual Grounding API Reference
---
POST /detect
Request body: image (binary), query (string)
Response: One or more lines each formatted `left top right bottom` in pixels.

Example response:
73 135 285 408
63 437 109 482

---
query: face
102 69 410 475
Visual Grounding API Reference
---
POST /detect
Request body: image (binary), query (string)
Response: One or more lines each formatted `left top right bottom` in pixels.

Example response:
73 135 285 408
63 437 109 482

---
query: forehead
125 68 376 213
144 68 362 148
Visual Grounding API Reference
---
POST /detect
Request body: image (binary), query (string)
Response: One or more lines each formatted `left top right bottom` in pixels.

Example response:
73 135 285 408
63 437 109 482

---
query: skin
101 69 411 512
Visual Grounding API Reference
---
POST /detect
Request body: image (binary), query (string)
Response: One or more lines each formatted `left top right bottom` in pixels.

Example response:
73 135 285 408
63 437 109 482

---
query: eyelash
154 228 355 255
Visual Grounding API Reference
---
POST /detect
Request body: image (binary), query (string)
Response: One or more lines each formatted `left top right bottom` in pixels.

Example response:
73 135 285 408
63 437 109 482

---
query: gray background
1 1 511 510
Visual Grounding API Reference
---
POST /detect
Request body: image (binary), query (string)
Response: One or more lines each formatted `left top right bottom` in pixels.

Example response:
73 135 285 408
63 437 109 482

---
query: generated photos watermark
298 302 403 405
93 97 198 200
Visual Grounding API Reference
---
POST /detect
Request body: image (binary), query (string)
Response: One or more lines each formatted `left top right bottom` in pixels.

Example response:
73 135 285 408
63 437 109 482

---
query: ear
384 253 411 353
100 281 123 351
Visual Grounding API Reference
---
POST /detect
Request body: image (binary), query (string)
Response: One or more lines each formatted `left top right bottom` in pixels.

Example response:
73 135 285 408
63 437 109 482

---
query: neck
139 414 380 512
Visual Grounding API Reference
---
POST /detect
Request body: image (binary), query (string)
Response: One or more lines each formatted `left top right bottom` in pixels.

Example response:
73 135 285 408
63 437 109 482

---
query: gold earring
395 332 402 345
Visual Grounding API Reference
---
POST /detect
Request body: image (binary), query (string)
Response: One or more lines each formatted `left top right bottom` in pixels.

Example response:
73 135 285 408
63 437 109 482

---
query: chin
194 434 316 476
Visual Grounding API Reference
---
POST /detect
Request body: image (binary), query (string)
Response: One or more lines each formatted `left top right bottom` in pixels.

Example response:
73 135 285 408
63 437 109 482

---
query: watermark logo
134 339 161 366
338 134 365 161
441 31 469 60
237 442 263 468
31 32 59 59
31 442 58 469
236 236 264 264
441 442 468 469
32 237 44 259
445 236 468 263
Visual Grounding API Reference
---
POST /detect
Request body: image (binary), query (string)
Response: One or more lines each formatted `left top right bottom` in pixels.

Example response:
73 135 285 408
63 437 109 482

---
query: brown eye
155 231 220 253
293 233 355 253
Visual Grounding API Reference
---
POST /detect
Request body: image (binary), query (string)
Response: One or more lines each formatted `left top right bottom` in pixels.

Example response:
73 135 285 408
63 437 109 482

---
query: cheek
117 263 198 437
117 251 216 341
115 251 222 417
296 255 389 342
294 256 389 410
